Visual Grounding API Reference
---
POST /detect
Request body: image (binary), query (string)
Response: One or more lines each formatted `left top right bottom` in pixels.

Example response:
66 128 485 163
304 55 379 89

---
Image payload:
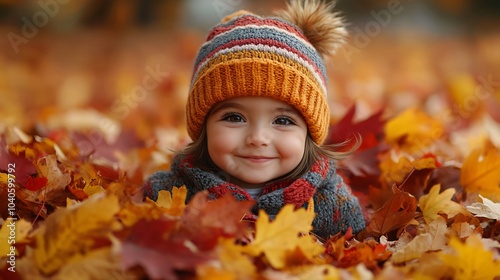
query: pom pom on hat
276 0 347 58
186 1 347 145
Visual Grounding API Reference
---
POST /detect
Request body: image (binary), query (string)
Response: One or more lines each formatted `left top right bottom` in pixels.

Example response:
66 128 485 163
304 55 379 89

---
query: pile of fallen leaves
1 101 500 279
1 20 500 279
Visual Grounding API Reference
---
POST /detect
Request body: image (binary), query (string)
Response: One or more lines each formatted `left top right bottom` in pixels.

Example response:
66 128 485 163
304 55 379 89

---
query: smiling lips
239 155 275 163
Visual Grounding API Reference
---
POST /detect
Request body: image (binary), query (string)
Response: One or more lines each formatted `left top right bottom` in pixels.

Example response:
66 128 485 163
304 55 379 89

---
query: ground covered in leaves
1 26 500 279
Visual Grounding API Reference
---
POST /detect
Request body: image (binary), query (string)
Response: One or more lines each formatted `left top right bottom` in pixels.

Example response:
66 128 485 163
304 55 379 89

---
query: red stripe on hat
207 14 308 42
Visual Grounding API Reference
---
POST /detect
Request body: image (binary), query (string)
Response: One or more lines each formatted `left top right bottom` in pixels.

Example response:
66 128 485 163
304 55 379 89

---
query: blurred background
0 0 499 166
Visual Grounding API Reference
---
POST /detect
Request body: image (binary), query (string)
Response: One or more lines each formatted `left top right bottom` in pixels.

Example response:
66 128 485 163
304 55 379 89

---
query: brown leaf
366 185 418 236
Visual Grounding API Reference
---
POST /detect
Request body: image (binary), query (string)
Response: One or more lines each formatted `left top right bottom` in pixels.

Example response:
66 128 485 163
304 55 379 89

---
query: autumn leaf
333 239 392 270
460 141 500 202
121 218 210 280
180 192 254 248
287 264 340 280
384 108 444 153
366 185 418 236
153 186 187 216
18 246 131 280
0 219 32 256
328 104 386 151
391 217 448 264
243 204 316 269
466 195 500 220
419 184 467 223
440 234 500 280
202 237 256 279
33 193 120 275
36 154 72 193
380 153 438 186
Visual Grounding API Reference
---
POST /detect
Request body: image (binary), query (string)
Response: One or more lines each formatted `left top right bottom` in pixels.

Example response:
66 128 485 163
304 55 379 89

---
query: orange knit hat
186 1 346 145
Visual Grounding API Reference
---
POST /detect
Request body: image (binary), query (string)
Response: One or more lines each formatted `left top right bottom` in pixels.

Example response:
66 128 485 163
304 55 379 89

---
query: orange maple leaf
460 141 500 202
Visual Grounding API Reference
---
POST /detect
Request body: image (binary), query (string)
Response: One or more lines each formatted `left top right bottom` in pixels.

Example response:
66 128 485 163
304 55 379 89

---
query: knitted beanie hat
186 0 347 145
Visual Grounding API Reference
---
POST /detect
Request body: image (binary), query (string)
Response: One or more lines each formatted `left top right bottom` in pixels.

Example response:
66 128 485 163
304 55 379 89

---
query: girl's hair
177 122 360 183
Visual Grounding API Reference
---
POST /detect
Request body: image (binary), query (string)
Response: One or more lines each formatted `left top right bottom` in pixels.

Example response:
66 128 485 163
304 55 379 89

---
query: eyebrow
210 101 301 116
210 102 244 115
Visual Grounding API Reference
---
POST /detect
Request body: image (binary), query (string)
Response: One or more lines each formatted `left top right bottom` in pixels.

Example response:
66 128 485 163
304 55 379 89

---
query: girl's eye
273 117 295 126
222 113 245 123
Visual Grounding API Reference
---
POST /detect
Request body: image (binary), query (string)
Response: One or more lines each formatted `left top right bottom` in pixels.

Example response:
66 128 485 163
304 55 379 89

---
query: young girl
144 0 366 239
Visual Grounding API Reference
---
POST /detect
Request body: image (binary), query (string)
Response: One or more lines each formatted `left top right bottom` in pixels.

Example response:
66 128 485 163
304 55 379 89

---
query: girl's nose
245 125 271 146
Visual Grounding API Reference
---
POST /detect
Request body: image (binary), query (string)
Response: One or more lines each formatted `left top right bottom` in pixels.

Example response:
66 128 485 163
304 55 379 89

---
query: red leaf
180 192 254 250
0 137 37 186
24 176 48 191
70 129 143 162
121 218 210 280
328 105 386 151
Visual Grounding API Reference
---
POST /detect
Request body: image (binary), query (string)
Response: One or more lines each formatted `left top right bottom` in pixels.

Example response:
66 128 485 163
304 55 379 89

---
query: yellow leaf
384 108 444 153
154 186 187 216
380 154 437 185
18 246 132 280
244 204 315 269
440 234 500 280
117 201 162 227
0 219 32 256
198 238 256 280
0 172 8 183
419 184 467 223
296 235 326 263
117 187 187 227
288 264 340 280
33 193 121 275
196 266 237 280
82 184 105 197
460 141 500 202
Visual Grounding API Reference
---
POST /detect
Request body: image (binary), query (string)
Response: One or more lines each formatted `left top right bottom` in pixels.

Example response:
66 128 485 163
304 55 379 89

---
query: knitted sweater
143 155 365 239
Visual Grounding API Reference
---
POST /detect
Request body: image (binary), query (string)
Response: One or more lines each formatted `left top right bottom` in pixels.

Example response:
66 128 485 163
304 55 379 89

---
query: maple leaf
460 141 500 202
466 195 500 220
419 184 467 223
153 186 187 216
328 104 386 151
33 193 120 275
384 108 444 153
121 218 210 280
391 217 448 264
36 154 72 193
440 234 500 280
0 137 38 187
243 204 315 269
18 246 133 280
180 192 254 248
0 219 32 256
335 239 392 270
203 237 256 279
380 153 438 186
287 264 340 280
70 129 143 162
366 185 417 236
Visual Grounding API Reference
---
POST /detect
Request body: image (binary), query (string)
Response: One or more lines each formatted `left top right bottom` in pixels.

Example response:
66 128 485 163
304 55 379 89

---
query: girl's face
206 96 307 189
